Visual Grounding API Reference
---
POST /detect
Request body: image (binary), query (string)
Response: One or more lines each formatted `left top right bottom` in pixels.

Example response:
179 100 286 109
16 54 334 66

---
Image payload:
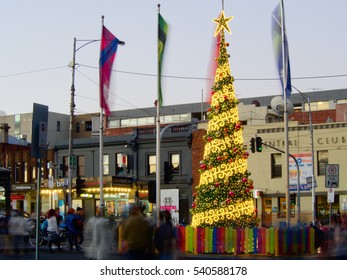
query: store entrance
316 195 340 224
262 198 272 227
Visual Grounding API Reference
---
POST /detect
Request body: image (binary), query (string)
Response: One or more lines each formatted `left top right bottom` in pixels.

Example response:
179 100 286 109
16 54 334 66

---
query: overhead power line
1 64 347 81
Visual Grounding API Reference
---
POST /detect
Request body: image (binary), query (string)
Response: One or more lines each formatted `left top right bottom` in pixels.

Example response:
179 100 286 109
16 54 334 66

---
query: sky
0 0 346 116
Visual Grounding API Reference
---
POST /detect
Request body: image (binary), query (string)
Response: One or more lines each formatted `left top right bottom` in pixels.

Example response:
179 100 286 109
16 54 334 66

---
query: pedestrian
55 207 63 225
122 205 153 259
46 208 63 253
75 207 84 246
7 211 30 258
65 208 81 250
84 216 115 260
154 210 177 260
332 213 347 259
140 203 156 255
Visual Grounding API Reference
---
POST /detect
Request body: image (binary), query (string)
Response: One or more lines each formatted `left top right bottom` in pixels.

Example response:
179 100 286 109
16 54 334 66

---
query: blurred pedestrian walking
7 211 30 257
83 216 115 260
122 205 153 259
154 210 177 260
65 208 81 250
75 207 84 246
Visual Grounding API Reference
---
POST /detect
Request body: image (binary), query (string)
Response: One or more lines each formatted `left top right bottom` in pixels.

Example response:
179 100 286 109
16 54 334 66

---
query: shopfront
78 176 149 219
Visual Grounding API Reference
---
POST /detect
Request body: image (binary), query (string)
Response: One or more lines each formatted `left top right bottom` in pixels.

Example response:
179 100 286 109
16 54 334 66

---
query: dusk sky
1 0 346 115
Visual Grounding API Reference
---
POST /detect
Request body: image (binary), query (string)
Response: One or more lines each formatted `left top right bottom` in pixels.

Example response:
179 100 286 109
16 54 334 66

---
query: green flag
158 13 168 107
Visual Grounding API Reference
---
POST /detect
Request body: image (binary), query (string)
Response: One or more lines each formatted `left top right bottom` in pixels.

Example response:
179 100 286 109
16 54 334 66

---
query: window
14 114 21 135
31 166 37 180
15 163 20 183
278 197 295 218
63 156 69 178
304 101 330 111
76 122 80 133
271 153 282 178
170 153 180 174
147 155 156 175
317 150 328 176
116 153 128 175
77 156 85 177
23 162 28 183
85 121 92 132
103 155 109 175
57 121 61 132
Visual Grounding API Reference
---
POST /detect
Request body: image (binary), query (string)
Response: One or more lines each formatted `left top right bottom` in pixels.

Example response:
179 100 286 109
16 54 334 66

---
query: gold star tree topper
213 10 233 36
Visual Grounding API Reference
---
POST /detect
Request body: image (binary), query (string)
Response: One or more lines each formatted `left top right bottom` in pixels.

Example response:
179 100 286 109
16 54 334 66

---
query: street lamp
292 85 316 225
68 38 99 209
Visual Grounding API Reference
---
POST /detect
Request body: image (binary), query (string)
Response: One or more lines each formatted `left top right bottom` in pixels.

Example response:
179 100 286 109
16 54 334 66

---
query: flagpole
156 4 161 227
99 15 105 217
281 0 290 228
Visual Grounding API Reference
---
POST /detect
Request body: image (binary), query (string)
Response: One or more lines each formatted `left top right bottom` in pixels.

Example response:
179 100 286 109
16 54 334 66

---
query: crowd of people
3 203 347 260
314 212 347 258
0 203 180 260
121 205 179 260
39 206 85 253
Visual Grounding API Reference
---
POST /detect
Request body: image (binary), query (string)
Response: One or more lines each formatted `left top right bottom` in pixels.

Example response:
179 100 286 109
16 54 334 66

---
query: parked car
0 209 34 234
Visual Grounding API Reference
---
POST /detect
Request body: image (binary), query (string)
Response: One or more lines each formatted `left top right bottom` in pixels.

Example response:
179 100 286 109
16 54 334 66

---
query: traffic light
256 136 263 152
76 176 85 197
164 161 173 184
290 193 296 205
250 138 255 153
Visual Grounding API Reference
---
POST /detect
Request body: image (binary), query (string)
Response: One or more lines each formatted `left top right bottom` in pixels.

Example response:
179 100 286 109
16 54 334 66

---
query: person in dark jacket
154 210 177 260
65 208 81 250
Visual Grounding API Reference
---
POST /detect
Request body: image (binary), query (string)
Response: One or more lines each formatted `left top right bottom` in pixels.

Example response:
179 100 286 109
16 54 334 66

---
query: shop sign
10 194 25 200
112 176 133 187
12 184 36 191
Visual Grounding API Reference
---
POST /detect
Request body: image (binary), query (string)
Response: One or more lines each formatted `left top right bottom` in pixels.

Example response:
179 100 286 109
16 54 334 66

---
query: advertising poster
160 189 179 224
289 153 313 191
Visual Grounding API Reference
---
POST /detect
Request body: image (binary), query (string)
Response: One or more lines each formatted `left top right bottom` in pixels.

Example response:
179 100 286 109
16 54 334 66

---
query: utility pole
67 38 77 209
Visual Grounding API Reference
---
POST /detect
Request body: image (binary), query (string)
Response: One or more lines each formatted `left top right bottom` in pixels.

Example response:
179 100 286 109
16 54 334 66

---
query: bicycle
28 227 47 247
29 227 68 248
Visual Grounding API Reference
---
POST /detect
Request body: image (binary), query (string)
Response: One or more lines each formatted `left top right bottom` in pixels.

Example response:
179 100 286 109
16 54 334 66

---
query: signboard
325 164 339 188
31 103 48 158
160 189 179 224
289 153 313 191
327 188 335 203
306 176 317 189
10 194 25 200
69 155 77 169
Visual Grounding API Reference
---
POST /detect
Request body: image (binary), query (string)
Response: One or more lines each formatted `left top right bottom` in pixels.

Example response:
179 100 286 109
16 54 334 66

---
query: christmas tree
191 11 258 228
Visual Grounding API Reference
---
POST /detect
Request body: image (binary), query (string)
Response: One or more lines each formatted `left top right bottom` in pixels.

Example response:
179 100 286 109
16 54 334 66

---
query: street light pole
67 38 77 209
68 38 100 210
292 85 315 225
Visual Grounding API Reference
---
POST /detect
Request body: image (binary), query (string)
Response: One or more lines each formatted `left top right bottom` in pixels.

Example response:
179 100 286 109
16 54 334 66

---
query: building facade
1 89 346 227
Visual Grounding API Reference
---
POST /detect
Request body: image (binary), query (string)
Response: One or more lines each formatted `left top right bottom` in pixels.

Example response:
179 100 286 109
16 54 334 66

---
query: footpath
0 245 331 260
